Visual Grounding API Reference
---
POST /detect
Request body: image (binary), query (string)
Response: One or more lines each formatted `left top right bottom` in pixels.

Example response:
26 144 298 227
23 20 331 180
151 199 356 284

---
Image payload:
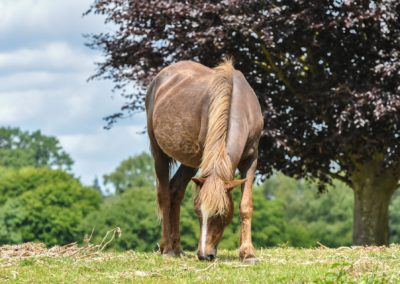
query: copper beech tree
85 1 400 245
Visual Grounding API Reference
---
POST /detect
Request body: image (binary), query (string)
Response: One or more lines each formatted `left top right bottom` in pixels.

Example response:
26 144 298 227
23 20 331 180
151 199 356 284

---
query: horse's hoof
242 257 259 265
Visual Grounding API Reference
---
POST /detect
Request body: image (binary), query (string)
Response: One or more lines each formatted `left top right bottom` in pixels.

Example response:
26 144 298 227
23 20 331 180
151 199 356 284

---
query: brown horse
146 59 263 263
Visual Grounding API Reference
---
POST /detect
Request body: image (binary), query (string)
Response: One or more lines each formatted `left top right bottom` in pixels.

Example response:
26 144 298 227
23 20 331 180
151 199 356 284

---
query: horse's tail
197 58 235 216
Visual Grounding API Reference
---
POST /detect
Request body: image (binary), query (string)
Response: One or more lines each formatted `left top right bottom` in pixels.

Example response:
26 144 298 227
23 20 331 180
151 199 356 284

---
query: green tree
80 187 160 251
0 167 101 246
263 174 353 247
177 186 200 250
103 153 154 194
0 167 77 206
0 127 73 171
92 176 104 196
86 0 400 246
82 153 172 251
220 186 288 249
389 190 400 244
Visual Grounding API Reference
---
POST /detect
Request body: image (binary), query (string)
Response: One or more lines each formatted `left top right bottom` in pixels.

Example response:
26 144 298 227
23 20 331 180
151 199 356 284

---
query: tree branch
256 34 305 102
330 172 352 187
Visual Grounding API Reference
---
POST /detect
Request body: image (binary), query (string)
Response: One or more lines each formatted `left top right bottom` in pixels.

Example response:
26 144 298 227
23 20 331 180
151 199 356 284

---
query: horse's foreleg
169 165 197 256
238 157 258 263
154 153 174 256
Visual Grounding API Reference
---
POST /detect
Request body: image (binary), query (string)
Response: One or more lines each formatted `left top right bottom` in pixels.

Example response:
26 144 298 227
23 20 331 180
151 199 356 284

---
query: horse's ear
192 177 206 187
224 179 247 191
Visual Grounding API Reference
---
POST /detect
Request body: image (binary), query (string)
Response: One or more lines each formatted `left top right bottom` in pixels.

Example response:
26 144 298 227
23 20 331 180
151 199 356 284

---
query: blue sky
0 0 149 186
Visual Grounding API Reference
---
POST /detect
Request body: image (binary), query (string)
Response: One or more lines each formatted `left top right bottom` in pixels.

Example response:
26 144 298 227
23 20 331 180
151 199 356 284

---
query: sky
0 0 149 186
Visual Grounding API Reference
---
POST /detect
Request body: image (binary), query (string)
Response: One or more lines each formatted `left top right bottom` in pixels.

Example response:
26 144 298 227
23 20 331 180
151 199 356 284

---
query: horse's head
192 176 246 261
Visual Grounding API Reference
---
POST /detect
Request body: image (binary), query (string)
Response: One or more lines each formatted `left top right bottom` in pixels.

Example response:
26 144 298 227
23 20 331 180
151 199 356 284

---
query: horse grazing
146 59 263 263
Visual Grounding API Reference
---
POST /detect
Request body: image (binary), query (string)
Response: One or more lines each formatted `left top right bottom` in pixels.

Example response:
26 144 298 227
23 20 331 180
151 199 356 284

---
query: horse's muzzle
198 253 215 261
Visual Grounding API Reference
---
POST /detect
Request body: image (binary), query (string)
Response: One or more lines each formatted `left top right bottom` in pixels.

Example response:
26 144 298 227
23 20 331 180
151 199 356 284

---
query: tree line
1 127 400 251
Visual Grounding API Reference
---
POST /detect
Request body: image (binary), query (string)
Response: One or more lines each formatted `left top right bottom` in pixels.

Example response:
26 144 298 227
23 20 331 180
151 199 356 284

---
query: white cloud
59 125 149 184
0 41 126 134
0 90 45 123
0 75 139 133
0 83 148 184
1 76 148 185
59 125 148 160
0 0 106 43
0 2 147 187
0 71 80 93
0 42 98 73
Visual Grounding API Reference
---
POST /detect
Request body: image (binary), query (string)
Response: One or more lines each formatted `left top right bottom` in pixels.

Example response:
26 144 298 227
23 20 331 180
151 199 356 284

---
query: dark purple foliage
85 0 400 188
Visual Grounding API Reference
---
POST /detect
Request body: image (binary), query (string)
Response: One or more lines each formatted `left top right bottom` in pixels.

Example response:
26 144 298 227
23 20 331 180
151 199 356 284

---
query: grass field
1 244 400 283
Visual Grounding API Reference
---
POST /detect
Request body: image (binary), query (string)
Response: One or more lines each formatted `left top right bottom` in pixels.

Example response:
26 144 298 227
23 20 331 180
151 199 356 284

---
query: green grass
1 246 400 283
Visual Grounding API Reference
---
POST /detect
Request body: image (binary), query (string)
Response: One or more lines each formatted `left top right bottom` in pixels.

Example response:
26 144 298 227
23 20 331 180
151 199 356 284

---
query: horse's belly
153 113 203 168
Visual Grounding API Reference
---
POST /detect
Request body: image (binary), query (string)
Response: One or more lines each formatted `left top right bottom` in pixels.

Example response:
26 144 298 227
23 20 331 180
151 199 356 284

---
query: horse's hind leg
169 165 197 255
238 156 258 264
152 148 174 255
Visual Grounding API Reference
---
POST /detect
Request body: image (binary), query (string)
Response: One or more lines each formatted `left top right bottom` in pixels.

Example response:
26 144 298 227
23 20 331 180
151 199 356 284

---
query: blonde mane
197 59 235 216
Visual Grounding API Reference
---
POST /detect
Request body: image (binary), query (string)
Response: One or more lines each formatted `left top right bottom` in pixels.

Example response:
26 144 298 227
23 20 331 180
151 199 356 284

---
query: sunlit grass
1 246 400 283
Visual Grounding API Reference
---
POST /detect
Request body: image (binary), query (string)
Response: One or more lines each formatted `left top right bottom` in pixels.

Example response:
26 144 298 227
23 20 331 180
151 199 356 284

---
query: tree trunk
351 162 398 246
